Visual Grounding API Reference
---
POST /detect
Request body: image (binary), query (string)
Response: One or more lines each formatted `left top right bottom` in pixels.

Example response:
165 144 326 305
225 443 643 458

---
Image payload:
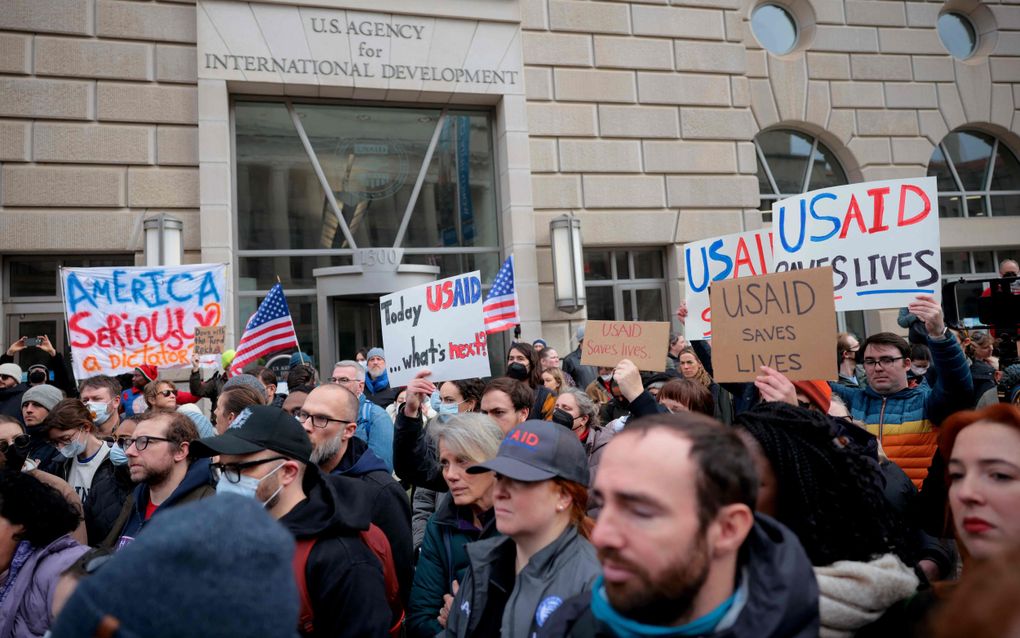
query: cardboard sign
580 321 671 372
194 326 226 355
683 229 774 341
380 271 491 386
710 266 837 382
771 177 940 311
61 264 227 379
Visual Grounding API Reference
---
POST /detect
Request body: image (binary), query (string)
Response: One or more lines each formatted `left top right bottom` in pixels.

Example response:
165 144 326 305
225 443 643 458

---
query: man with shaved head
299 383 413 604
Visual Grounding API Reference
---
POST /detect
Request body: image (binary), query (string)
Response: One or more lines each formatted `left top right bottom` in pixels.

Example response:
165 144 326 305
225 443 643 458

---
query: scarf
815 553 919 638
0 541 34 605
364 369 390 393
589 576 738 638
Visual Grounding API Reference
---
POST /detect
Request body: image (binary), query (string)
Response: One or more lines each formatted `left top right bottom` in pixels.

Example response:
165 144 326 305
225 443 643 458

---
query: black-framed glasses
211 456 287 483
158 389 178 398
863 356 905 368
0 435 30 453
119 435 171 451
295 410 354 429
328 376 356 385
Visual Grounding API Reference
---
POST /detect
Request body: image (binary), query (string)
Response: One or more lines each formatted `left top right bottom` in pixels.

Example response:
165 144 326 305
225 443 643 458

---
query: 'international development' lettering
203 54 519 86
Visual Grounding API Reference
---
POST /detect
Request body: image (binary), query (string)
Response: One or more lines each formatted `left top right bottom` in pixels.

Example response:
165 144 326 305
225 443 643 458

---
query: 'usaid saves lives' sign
771 177 940 311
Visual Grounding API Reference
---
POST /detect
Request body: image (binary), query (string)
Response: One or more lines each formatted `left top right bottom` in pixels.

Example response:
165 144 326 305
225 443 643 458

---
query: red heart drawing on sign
194 303 221 327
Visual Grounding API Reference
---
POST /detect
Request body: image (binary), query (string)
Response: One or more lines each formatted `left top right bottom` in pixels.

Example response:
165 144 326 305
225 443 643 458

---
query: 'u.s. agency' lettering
203 54 518 86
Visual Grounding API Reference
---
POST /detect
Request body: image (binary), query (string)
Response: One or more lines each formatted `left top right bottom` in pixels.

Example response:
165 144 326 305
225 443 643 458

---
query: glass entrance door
333 297 382 362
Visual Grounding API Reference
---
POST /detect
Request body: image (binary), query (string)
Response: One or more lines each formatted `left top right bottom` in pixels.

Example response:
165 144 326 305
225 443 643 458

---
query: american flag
483 255 519 334
230 284 299 374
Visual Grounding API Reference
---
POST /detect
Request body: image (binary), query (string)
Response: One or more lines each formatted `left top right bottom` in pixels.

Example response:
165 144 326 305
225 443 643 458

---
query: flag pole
276 275 308 366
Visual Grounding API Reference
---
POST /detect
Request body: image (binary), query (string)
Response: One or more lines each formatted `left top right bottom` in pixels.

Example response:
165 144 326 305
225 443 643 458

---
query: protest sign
61 264 227 379
580 320 671 372
194 326 226 355
380 271 490 386
683 229 773 341
771 177 940 311
710 266 837 383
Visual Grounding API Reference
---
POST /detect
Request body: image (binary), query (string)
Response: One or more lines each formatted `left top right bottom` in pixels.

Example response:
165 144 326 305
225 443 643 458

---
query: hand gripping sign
683 229 774 341
380 271 491 387
61 264 226 379
770 177 941 311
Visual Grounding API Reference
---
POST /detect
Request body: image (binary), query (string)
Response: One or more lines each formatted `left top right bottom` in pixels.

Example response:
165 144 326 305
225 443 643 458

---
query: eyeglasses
211 456 287 483
118 435 171 451
295 410 354 429
328 376 356 385
863 356 905 368
0 435 30 453
158 389 178 398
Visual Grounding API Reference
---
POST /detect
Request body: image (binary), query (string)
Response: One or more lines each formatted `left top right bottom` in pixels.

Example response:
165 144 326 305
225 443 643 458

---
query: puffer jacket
831 332 972 486
407 493 498 638
446 525 600 638
0 535 89 638
53 449 132 546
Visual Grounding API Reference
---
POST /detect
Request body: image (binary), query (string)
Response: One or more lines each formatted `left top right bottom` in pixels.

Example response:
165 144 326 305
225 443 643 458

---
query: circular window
938 12 977 59
751 4 799 55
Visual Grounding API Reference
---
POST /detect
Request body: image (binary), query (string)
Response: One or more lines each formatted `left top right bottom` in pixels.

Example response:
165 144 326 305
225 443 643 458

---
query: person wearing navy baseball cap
442 420 600 637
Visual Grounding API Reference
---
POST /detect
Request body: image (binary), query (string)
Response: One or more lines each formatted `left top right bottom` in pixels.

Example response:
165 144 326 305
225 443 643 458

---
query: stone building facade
1 0 1018 375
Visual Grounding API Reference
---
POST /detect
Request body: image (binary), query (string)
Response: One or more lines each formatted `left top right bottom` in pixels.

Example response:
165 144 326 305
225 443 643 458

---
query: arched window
927 130 1020 218
755 129 848 221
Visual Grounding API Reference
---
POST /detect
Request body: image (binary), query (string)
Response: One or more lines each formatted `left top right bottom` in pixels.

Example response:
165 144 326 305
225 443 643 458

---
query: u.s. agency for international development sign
198 1 523 96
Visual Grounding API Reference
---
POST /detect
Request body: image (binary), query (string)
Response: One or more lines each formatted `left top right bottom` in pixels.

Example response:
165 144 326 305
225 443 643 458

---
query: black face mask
28 371 46 385
3 445 28 471
552 408 575 429
506 362 529 381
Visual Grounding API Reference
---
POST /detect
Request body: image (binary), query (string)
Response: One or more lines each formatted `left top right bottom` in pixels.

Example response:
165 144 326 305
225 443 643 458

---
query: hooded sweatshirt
282 469 391 638
0 534 88 638
104 458 216 549
814 553 919 638
331 437 413 606
540 514 819 638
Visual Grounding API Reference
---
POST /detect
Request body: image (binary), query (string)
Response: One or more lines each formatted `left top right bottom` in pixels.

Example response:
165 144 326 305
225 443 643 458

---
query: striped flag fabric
483 255 520 335
230 283 299 374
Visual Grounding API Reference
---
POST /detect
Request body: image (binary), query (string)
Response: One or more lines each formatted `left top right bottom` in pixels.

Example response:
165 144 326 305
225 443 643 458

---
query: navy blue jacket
104 458 216 548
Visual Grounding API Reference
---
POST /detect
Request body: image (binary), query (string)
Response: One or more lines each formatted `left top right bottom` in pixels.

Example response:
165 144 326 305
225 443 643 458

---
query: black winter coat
330 437 414 607
393 409 447 493
54 452 132 545
286 469 391 638
0 383 28 421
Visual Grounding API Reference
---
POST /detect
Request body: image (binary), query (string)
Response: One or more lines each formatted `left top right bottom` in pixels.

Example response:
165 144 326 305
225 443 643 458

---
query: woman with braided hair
736 402 920 638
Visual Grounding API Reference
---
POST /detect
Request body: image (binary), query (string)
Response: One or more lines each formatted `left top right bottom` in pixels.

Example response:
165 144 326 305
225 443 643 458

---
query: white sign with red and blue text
770 177 940 311
380 271 491 387
683 229 774 341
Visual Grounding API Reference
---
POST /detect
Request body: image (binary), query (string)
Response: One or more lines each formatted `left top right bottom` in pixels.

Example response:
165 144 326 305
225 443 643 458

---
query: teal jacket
407 493 497 638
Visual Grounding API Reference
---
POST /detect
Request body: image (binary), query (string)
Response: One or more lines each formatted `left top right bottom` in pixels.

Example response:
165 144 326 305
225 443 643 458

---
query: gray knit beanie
21 384 64 411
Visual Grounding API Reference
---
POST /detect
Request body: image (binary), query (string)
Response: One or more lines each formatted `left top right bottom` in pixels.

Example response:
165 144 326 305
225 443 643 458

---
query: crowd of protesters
1 284 1020 638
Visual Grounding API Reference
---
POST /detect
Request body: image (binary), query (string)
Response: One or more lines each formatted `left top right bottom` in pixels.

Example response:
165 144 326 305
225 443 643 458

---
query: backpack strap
359 524 405 638
292 538 318 635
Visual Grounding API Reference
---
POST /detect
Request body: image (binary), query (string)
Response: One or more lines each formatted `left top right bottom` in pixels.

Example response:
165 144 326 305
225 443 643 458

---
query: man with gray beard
299 383 413 605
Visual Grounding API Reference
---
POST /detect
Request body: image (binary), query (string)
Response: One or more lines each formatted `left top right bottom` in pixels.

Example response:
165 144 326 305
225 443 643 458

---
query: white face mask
600 374 613 382
85 401 112 425
215 462 284 508
57 430 86 459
